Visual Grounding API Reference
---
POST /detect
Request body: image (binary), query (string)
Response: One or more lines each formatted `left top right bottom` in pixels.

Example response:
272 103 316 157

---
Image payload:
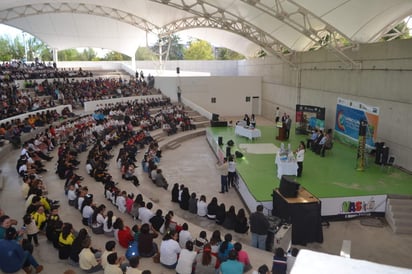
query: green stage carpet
209 126 412 202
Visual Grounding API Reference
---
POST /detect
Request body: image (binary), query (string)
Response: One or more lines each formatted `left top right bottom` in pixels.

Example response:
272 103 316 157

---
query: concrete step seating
166 140 181 150
385 196 412 234
159 128 206 152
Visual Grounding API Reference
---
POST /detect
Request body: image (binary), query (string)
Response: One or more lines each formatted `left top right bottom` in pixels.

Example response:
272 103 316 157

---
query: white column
52 48 58 65
131 55 136 72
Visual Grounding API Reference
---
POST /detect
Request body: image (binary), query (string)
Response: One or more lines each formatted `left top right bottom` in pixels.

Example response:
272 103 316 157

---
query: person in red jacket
115 218 133 248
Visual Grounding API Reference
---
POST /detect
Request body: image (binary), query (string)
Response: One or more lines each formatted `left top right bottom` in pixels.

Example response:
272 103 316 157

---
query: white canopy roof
0 0 411 58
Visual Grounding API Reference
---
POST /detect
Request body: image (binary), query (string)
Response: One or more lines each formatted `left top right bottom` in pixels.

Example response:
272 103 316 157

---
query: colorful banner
321 195 387 217
335 98 379 149
295 105 326 134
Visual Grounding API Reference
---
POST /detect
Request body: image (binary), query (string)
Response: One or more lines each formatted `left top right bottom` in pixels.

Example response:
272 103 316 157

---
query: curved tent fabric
0 0 411 58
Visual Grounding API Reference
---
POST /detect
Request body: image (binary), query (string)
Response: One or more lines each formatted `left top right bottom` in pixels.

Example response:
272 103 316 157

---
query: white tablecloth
275 153 298 179
235 125 262 140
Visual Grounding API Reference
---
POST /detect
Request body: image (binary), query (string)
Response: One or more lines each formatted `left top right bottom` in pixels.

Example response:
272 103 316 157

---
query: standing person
285 115 292 139
295 141 305 177
217 157 229 193
23 214 39 247
227 156 236 188
275 107 280 123
250 114 256 128
249 205 269 250
281 113 287 123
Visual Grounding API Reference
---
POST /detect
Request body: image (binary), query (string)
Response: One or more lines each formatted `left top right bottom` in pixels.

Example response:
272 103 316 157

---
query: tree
39 47 53 61
215 47 245 60
103 51 130 61
183 39 214 60
135 46 157 60
0 36 14 61
9 36 25 60
150 34 185 61
58 49 80 61
26 36 48 61
79 48 97 61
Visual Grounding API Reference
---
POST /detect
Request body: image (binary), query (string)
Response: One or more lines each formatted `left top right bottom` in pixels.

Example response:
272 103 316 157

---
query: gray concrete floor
1 116 412 273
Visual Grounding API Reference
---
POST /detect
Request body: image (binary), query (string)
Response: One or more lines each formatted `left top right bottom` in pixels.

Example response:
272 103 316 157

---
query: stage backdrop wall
334 97 379 149
155 76 262 117
295 104 325 134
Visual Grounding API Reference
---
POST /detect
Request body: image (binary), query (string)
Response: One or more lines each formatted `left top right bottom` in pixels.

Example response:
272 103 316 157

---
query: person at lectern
285 115 292 139
295 141 305 177
281 113 287 123
275 107 280 123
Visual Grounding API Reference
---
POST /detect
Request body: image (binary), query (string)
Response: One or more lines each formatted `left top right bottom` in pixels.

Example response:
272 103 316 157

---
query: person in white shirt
91 204 106 234
197 195 208 217
116 191 127 213
227 156 237 188
295 141 305 177
160 231 181 269
81 198 94 226
67 184 77 206
138 202 154 225
175 241 197 274
178 223 192 248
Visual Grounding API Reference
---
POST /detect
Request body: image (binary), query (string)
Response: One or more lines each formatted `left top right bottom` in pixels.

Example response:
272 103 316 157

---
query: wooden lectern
276 122 286 141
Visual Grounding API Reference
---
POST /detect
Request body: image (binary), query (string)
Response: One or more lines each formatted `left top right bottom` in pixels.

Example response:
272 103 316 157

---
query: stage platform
206 126 412 218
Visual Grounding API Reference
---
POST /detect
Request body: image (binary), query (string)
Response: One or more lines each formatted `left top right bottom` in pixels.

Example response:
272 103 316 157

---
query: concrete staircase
385 195 412 234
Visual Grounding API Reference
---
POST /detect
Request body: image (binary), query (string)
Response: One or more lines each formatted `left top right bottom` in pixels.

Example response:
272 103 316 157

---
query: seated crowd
0 61 92 119
0 96 292 274
1 60 158 121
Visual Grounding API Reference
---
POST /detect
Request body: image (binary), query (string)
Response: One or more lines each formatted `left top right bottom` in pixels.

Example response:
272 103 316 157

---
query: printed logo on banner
341 197 375 214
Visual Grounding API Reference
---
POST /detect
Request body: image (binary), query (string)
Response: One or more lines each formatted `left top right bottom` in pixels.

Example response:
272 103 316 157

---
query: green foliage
0 35 24 60
0 36 14 61
58 49 79 61
215 47 245 60
150 34 185 60
103 51 131 61
183 39 214 60
0 34 52 61
136 46 157 60
381 21 411 41
81 48 97 61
